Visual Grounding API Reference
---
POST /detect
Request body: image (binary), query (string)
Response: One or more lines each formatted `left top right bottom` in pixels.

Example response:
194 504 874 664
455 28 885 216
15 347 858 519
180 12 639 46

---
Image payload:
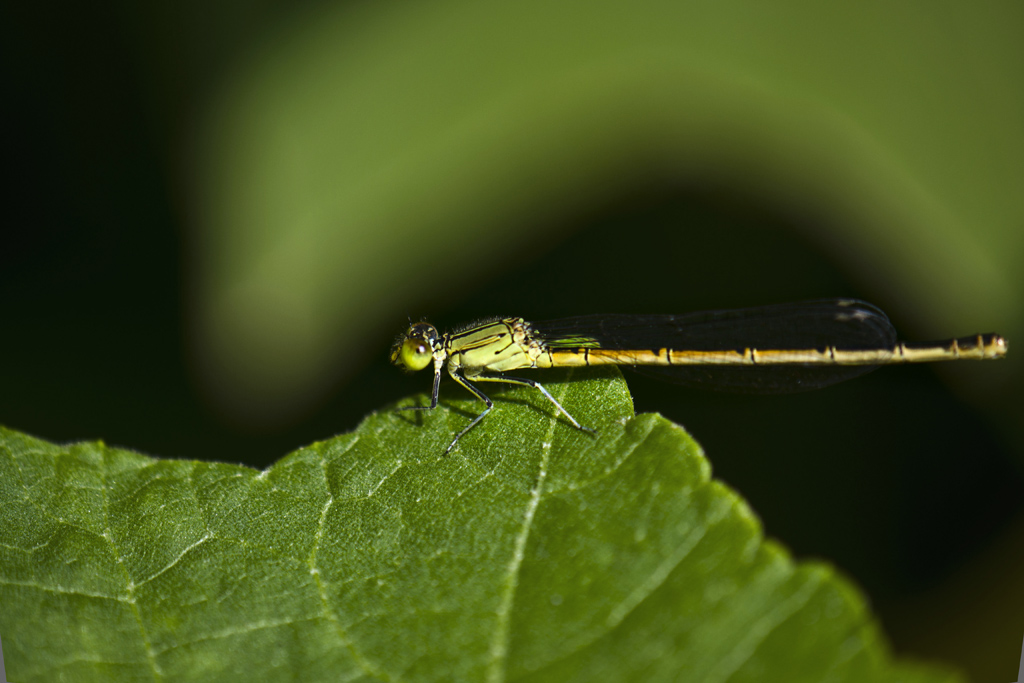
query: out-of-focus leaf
190 1 1023 422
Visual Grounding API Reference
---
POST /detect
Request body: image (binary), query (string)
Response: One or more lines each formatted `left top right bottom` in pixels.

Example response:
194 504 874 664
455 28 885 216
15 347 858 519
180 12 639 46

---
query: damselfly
391 299 1007 454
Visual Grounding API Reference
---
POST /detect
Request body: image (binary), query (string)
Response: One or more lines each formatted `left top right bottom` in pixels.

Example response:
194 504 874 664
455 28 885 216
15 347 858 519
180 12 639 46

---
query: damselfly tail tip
988 334 1009 359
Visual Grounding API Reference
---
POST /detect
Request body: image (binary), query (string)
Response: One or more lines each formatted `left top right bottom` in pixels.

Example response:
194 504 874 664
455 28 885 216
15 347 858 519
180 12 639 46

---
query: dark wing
532 299 897 394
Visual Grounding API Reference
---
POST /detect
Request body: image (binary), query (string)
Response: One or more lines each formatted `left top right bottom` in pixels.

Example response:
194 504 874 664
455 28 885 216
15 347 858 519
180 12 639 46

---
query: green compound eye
400 337 432 371
390 322 439 372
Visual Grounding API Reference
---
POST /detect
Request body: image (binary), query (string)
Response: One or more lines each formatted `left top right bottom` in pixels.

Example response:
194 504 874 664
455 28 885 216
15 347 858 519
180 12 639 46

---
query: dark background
5 2 1023 681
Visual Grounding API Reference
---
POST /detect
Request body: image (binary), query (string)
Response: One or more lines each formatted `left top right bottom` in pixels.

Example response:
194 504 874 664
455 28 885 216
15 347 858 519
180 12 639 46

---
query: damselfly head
391 322 439 372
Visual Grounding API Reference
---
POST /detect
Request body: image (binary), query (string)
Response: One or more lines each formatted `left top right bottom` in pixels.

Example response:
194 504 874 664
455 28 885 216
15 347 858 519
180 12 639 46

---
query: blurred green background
4 1 1023 680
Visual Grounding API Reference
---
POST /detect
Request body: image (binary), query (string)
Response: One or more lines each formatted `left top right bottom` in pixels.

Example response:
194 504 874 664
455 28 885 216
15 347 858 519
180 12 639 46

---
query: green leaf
1 369 960 682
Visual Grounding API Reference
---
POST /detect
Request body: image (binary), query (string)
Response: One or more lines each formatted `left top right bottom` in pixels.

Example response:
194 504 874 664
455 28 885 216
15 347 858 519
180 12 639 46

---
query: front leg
397 360 443 412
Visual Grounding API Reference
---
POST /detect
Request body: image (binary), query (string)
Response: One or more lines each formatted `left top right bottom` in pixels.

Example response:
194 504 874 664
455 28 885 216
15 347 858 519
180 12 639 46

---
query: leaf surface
0 369 960 682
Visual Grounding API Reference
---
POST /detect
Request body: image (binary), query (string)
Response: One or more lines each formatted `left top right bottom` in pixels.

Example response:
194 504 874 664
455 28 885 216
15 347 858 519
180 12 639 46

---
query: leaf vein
485 372 570 682
308 454 393 681
135 532 213 588
605 487 727 630
0 577 126 601
98 445 163 681
704 572 825 682
149 616 321 657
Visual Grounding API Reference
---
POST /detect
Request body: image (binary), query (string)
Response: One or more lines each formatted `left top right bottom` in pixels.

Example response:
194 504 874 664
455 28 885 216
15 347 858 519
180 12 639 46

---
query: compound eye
400 337 433 371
